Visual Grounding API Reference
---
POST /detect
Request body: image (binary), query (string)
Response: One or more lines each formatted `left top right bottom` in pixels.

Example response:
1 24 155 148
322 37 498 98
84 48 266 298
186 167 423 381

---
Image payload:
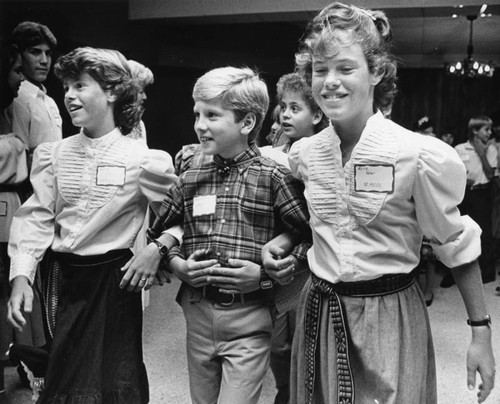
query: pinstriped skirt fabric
290 276 437 404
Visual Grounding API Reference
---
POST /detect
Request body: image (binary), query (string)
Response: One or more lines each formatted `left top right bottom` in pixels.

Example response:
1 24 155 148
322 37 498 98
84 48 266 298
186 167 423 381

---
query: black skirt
38 249 149 404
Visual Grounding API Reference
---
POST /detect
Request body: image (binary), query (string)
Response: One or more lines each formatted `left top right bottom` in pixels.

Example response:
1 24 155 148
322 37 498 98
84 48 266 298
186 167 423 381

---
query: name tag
354 164 394 193
96 166 126 186
0 201 7 216
193 195 217 217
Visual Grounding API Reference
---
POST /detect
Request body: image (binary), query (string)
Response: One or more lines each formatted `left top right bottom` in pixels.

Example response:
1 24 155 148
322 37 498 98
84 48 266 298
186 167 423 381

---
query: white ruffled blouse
9 128 177 284
289 111 481 284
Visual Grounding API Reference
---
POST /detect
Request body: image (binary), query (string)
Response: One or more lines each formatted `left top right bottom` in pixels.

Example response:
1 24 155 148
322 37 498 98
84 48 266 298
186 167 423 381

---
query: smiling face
193 98 249 159
311 36 381 137
280 91 319 140
63 72 116 138
21 42 52 85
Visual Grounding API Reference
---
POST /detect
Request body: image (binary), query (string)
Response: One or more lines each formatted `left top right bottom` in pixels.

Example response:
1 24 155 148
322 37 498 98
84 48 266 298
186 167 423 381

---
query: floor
2 276 499 404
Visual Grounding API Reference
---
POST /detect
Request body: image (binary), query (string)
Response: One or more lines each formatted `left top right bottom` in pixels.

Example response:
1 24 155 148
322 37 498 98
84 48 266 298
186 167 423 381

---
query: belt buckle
220 293 236 306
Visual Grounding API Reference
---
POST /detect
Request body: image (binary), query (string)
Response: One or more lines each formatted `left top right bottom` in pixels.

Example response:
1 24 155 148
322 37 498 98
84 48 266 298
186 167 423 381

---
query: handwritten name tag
0 201 7 216
96 166 126 186
354 164 394 193
193 195 217 217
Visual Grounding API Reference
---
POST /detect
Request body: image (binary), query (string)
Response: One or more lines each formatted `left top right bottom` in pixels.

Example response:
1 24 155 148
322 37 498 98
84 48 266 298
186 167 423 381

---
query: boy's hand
7 276 33 331
472 137 488 156
262 244 296 285
466 327 495 403
120 243 161 292
170 249 218 288
207 258 260 294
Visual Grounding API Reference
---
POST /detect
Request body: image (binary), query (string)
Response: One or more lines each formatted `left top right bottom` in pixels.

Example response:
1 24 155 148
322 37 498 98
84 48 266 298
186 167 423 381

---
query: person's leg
181 289 221 404
217 303 273 404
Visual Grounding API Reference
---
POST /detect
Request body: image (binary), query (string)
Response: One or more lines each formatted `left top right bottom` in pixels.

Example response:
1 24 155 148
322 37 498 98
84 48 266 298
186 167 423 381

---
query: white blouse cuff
9 254 38 285
431 215 481 268
162 226 184 246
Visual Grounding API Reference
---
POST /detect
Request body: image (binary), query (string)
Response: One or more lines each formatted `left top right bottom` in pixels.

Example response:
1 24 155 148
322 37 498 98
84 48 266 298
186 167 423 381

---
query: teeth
200 137 212 142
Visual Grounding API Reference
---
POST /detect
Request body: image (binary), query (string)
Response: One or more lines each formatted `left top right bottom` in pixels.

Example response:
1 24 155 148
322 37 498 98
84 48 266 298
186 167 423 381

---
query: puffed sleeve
0 133 28 184
139 149 184 244
8 143 57 284
138 148 178 215
288 137 309 181
413 136 481 268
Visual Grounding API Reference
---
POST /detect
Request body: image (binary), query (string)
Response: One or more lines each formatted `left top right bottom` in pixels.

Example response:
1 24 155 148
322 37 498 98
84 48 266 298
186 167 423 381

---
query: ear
370 68 384 86
105 90 117 104
312 110 323 126
240 113 256 136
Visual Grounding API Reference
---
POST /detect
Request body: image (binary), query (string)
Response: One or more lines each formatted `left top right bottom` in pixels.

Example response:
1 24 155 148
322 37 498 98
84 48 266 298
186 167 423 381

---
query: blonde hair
192 66 270 142
295 2 397 113
467 115 492 140
128 59 154 89
54 47 141 135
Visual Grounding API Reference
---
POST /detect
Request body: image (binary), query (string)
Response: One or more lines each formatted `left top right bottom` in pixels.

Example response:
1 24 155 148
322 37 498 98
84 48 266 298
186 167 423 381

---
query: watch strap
152 239 169 257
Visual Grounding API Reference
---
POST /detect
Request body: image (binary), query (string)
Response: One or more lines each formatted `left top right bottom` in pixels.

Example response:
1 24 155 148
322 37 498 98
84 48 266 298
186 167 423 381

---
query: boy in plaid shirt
147 67 311 404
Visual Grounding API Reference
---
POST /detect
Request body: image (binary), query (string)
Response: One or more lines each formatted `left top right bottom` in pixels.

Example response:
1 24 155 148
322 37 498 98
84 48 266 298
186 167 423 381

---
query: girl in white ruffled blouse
262 3 495 404
7 47 177 403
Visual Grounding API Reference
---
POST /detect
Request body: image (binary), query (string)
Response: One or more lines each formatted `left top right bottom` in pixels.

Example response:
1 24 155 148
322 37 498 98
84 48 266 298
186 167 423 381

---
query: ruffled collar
79 127 122 149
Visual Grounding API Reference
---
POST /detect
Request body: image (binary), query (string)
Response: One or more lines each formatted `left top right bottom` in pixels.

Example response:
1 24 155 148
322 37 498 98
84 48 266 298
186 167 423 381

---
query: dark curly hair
295 2 397 114
54 47 141 135
10 21 57 51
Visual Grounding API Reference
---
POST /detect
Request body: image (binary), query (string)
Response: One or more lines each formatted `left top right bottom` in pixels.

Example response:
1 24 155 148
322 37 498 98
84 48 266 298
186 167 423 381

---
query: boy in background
455 116 498 285
11 21 62 163
147 67 311 404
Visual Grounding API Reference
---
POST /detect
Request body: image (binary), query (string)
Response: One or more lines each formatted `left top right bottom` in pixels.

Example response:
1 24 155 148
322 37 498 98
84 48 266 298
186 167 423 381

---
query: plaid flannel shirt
150 143 311 265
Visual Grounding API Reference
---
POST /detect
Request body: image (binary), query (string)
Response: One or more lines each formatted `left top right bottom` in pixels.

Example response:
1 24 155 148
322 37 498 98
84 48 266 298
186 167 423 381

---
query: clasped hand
170 249 261 294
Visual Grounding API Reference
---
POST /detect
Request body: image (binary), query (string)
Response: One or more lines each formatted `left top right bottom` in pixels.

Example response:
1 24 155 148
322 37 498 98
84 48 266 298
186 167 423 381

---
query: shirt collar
213 142 261 175
20 80 47 98
79 127 122 149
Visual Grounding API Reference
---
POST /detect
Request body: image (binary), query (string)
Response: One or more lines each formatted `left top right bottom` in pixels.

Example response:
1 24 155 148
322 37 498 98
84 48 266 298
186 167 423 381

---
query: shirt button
220 219 226 224
225 187 230 191
216 251 221 257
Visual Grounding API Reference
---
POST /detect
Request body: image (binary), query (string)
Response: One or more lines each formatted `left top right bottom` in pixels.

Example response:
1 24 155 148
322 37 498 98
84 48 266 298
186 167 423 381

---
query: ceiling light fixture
445 12 495 78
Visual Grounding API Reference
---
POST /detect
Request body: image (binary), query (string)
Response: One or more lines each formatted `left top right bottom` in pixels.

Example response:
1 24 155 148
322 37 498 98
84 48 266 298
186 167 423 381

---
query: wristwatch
467 314 491 327
151 239 169 257
259 266 273 290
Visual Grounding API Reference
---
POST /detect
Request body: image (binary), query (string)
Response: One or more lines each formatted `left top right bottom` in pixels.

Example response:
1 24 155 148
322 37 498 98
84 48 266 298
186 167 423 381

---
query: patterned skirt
290 273 437 404
38 249 149 404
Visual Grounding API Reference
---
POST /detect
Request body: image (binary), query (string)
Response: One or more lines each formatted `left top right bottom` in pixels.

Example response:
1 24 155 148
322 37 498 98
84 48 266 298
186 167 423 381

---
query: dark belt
0 183 22 192
200 285 271 306
303 271 416 404
468 183 491 191
52 248 132 267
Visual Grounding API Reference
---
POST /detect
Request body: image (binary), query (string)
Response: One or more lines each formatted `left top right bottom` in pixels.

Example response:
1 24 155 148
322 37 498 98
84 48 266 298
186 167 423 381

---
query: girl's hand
467 327 495 403
7 276 33 331
120 243 162 292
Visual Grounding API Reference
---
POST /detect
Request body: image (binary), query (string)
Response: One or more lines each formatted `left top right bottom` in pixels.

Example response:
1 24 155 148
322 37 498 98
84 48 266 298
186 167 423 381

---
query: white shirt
455 141 498 186
13 80 62 152
289 112 481 284
9 128 177 284
0 133 28 242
